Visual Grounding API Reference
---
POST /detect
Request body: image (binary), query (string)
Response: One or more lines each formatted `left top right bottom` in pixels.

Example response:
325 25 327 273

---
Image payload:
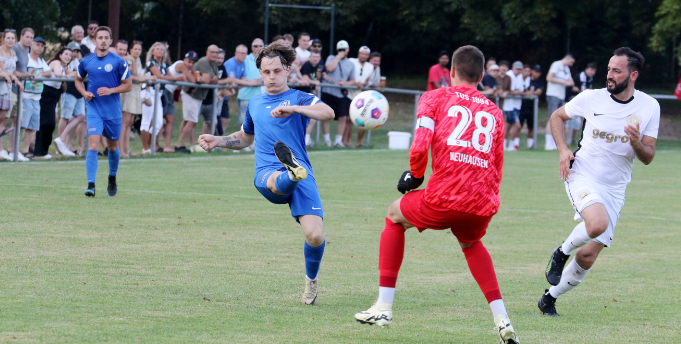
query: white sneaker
0 150 9 160
232 149 241 153
301 276 318 305
334 142 345 148
242 144 254 152
506 145 518 152
8 152 30 162
355 303 393 327
325 140 332 147
54 137 75 156
43 154 52 159
142 149 151 154
495 314 520 344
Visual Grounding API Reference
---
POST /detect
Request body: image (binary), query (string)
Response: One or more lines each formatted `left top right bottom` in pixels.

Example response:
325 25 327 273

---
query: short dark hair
586 62 597 70
95 26 112 39
89 20 99 26
369 52 382 59
299 32 310 39
117 39 128 46
613 47 644 73
438 50 449 58
256 42 296 69
498 60 510 68
523 64 531 69
271 35 284 42
283 34 294 42
451 45 484 83
21 28 34 36
487 56 496 62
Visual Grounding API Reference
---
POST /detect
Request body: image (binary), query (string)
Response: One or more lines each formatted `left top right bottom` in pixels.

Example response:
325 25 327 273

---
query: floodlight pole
264 0 270 44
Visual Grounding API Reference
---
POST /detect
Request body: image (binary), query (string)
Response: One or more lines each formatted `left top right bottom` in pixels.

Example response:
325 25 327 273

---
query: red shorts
400 189 492 243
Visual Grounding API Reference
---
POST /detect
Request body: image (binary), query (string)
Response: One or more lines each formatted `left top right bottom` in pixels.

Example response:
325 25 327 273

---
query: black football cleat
545 246 570 286
274 141 307 181
538 289 560 316
84 183 95 197
107 175 117 197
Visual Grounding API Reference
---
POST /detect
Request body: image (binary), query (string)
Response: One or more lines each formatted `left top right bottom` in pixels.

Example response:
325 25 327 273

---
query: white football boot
355 302 393 327
495 314 520 344
301 276 318 305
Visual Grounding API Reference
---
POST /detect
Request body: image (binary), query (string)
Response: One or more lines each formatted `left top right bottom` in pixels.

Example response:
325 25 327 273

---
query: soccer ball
349 90 389 130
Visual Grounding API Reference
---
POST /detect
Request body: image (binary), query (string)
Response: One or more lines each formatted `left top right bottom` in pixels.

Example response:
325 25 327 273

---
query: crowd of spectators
0 25 387 161
428 51 596 151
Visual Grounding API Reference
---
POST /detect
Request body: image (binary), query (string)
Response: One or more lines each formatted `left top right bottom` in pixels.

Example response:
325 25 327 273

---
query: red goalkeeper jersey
409 84 505 217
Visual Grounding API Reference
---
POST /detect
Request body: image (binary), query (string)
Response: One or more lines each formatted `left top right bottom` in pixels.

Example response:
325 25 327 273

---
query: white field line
2 182 680 222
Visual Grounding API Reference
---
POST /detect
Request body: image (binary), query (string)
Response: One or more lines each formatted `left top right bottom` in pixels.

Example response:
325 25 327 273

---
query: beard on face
607 75 629 95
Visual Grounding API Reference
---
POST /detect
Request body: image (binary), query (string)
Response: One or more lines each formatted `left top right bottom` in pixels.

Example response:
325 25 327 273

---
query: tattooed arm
198 130 254 151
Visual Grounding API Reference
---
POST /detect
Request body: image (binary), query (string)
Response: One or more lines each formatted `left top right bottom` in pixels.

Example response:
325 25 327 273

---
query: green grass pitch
1 145 679 343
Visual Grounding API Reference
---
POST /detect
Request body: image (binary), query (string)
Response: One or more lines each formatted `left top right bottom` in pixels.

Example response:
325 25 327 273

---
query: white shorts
141 88 164 134
181 91 202 123
565 174 625 247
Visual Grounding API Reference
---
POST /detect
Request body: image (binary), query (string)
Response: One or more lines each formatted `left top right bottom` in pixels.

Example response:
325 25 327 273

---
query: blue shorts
504 109 520 124
87 113 122 141
61 93 85 120
254 168 324 221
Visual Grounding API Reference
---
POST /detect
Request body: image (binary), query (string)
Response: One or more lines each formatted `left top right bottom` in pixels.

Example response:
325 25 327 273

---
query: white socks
323 134 331 143
377 286 395 305
305 134 311 145
512 138 519 148
335 135 343 144
561 222 592 255
545 134 556 149
527 138 534 148
489 299 508 320
549 259 590 298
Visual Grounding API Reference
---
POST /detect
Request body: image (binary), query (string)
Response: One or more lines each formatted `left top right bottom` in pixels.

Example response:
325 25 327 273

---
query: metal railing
5 76 678 161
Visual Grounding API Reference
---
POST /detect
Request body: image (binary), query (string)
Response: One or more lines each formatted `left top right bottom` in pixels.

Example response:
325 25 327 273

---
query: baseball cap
358 46 370 53
33 37 46 44
488 64 500 71
512 61 523 69
185 51 199 61
532 64 542 72
311 39 322 45
66 42 81 51
336 40 349 50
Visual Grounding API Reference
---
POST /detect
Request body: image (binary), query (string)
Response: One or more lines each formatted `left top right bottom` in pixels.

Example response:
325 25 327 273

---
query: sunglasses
4 29 16 33
337 48 347 52
88 27 97 30
252 45 263 48
312 44 322 48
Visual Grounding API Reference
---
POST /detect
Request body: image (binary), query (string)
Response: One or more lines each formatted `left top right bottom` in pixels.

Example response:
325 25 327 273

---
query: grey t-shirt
322 55 354 98
11 44 29 93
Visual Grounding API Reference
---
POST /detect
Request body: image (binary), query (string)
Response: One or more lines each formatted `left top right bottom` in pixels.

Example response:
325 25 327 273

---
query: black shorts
219 100 229 119
519 108 534 128
321 93 350 120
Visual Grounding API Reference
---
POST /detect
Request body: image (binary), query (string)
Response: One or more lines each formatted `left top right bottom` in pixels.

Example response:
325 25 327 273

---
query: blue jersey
77 52 131 120
242 89 321 175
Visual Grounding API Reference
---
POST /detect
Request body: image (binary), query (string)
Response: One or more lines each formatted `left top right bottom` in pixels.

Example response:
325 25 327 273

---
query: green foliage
650 0 681 52
0 0 61 40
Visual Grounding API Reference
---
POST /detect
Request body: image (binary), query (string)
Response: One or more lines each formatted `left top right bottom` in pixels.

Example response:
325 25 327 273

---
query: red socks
462 241 502 303
379 217 406 288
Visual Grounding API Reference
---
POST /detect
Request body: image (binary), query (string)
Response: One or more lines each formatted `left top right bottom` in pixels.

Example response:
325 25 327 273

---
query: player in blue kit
198 43 334 304
75 26 131 197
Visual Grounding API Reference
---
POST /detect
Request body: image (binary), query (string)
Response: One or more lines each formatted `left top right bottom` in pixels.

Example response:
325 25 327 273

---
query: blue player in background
75 26 132 197
198 42 334 305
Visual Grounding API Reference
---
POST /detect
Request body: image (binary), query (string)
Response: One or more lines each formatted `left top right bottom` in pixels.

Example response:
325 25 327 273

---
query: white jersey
565 88 660 187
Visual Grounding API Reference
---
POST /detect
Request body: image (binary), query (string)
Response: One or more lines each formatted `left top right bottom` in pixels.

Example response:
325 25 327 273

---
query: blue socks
86 150 98 183
304 241 325 280
108 148 120 177
275 171 299 195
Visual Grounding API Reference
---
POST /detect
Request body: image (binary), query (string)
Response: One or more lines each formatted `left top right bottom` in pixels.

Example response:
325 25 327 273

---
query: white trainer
495 314 520 344
54 137 75 156
355 303 393 327
8 152 30 162
325 140 332 147
301 276 318 305
0 150 9 160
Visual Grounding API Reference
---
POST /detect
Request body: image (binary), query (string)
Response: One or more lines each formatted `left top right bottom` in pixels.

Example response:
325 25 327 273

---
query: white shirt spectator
368 65 381 86
295 47 311 63
24 56 50 101
502 70 524 111
546 60 571 99
81 36 96 52
348 57 374 99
